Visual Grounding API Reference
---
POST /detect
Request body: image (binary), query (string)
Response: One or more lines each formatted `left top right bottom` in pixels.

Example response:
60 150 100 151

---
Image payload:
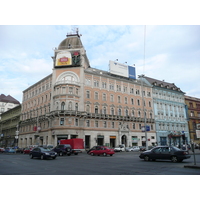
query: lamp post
139 74 148 151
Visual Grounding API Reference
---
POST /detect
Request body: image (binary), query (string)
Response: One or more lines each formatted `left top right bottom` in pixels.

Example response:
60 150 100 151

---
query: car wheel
90 152 94 156
144 156 150 161
171 156 178 163
53 157 56 159
103 153 107 156
110 154 113 156
30 154 33 159
59 152 63 156
67 153 71 156
74 153 78 155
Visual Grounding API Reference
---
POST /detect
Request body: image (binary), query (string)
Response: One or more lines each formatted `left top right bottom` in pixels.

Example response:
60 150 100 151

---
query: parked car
5 147 15 153
139 146 146 151
114 145 125 152
29 147 57 160
23 147 32 154
0 147 5 153
139 146 191 162
87 146 104 154
52 144 72 156
88 146 115 156
126 146 140 152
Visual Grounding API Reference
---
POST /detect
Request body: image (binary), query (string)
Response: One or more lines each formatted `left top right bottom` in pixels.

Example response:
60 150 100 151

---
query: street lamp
138 74 148 151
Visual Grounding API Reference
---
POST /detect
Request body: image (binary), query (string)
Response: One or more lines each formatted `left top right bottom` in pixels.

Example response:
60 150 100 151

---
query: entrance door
121 135 127 146
85 135 90 149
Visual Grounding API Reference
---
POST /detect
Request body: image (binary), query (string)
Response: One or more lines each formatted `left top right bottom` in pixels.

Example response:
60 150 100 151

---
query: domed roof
58 34 83 50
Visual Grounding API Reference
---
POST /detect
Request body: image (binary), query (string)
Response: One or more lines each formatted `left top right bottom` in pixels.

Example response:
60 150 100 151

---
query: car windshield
40 147 51 151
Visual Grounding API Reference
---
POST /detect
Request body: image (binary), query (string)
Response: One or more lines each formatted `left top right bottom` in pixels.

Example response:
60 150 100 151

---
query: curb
184 165 200 169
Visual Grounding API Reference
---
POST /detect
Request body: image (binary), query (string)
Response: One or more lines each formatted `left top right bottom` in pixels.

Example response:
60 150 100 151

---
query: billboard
56 51 72 66
55 51 81 67
109 60 136 79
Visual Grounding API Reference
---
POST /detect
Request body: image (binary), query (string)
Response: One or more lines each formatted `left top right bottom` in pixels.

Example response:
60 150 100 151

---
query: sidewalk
184 149 200 169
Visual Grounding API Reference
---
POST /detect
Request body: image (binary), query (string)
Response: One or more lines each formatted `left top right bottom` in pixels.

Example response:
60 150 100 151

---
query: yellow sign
56 51 72 66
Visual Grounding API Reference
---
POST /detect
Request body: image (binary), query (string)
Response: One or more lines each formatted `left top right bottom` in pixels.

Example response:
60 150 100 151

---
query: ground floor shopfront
18 128 157 149
156 131 190 147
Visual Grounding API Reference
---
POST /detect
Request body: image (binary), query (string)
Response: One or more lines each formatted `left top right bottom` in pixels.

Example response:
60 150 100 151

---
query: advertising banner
56 51 72 66
109 60 136 79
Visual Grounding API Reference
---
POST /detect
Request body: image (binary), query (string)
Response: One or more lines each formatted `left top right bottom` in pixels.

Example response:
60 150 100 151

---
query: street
0 151 200 175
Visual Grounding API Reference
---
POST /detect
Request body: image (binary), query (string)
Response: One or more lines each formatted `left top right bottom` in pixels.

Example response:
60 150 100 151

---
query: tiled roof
144 76 184 93
0 94 20 104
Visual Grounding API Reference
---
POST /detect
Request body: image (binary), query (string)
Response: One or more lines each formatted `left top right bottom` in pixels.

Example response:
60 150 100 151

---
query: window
109 83 114 90
60 118 64 125
95 92 98 100
103 121 107 128
132 123 135 129
62 87 66 94
61 102 65 111
125 109 128 116
118 108 122 116
68 101 72 110
118 96 121 103
103 93 106 101
136 89 140 95
125 97 128 104
95 106 98 114
111 107 114 115
86 120 90 127
95 121 98 127
130 88 134 94
75 119 78 126
111 122 115 128
137 99 140 106
131 110 135 116
110 94 114 102
103 107 107 114
94 80 99 87
86 105 90 112
149 101 151 107
86 91 90 98
102 82 107 89
138 111 141 117
131 98 134 105
75 103 78 111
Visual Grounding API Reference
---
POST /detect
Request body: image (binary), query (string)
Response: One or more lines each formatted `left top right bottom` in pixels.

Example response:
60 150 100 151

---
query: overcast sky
0 25 199 102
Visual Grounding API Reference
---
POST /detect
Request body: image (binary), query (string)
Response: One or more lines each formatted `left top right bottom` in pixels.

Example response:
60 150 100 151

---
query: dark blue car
29 147 57 160
139 146 190 162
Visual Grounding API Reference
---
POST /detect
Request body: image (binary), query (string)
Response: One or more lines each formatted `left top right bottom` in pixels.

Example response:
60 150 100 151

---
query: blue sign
142 125 150 132
128 66 136 79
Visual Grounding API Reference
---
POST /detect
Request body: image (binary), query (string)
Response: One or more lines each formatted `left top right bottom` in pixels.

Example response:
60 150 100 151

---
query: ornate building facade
185 95 200 145
142 76 190 147
19 32 156 148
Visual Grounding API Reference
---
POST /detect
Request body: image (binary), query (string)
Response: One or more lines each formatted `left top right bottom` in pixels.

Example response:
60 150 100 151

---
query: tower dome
58 33 83 50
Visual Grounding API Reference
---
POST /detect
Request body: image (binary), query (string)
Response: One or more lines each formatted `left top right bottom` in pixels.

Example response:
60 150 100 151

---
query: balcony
54 80 80 87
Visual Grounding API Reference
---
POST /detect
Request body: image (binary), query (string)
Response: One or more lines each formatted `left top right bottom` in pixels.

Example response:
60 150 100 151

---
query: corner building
19 32 156 148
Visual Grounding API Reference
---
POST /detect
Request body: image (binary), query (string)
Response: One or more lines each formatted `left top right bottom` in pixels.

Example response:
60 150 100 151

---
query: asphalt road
0 151 200 175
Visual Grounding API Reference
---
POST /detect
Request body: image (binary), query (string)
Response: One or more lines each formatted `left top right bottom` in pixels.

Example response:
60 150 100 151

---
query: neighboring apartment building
184 95 200 145
19 31 156 148
0 105 21 147
142 76 190 147
0 94 20 119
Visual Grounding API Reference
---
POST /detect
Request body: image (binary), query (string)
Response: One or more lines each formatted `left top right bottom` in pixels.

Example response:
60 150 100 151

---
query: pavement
184 149 200 169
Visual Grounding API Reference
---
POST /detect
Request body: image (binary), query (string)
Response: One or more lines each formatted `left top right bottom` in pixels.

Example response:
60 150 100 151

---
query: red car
23 148 33 154
89 146 115 156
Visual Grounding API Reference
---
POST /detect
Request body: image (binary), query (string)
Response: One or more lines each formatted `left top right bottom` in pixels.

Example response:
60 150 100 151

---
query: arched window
61 102 65 111
86 105 90 112
95 106 98 114
103 107 106 114
125 109 128 116
118 108 122 116
111 107 114 115
138 111 141 117
68 101 72 110
75 103 78 111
